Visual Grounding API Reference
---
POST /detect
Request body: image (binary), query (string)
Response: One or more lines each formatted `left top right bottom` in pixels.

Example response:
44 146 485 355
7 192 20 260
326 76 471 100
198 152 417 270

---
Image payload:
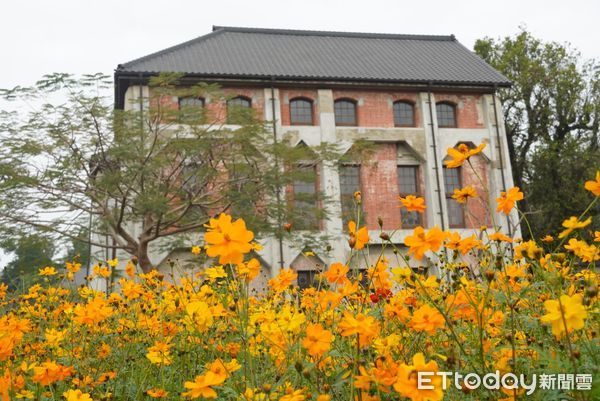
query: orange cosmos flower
393 353 444 401
584 171 600 196
457 235 482 255
268 269 297 293
409 304 446 334
444 143 486 168
72 297 114 326
236 258 261 281
32 361 73 386
451 185 478 203
338 312 380 347
404 226 446 260
302 323 334 357
399 195 426 213
204 213 254 265
323 262 350 285
495 187 523 214
489 231 512 243
348 220 369 250
147 388 169 398
182 371 226 399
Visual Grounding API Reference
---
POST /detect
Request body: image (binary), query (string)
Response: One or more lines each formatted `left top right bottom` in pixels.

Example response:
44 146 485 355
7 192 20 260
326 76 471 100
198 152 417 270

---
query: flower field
0 148 599 400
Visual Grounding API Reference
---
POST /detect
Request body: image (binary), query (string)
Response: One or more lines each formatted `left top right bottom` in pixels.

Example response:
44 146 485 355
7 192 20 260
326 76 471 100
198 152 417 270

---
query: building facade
112 26 517 289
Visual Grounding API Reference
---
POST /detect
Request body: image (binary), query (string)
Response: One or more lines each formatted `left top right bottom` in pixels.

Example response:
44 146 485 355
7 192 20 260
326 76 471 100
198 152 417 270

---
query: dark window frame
397 165 422 228
289 97 315 126
339 164 362 228
436 102 458 128
178 96 205 109
290 163 321 231
334 98 358 126
393 100 416 127
443 166 466 228
227 96 252 124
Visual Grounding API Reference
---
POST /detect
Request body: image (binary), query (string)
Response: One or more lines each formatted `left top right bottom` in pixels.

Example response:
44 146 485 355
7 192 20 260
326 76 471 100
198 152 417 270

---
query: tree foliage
475 29 600 237
0 233 56 290
0 73 339 272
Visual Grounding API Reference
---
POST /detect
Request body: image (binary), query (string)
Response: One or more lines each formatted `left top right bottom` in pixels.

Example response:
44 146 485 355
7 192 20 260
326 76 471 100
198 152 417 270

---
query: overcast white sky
1 0 599 89
1 0 599 267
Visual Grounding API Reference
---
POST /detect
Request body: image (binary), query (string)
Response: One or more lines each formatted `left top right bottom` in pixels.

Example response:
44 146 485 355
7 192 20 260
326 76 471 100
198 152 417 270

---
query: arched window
227 96 252 124
289 98 314 125
179 97 205 109
393 101 415 127
334 99 357 126
178 97 205 123
436 102 457 128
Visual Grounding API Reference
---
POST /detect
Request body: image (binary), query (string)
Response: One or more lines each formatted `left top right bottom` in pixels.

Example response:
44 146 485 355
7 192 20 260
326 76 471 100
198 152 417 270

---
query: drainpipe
492 85 512 236
426 84 446 231
270 78 285 269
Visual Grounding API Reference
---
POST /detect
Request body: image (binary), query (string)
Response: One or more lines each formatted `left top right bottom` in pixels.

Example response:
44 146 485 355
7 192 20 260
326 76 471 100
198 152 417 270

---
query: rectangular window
292 164 319 230
297 270 318 290
397 166 421 228
339 165 361 228
443 167 465 227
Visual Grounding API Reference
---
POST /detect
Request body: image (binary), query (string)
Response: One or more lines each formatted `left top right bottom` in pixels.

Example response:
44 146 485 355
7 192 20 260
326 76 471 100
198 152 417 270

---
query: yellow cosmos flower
540 294 587 338
558 216 592 239
191 245 201 255
63 389 92 401
38 266 57 276
146 341 172 365
496 187 523 214
204 213 254 265
185 301 214 332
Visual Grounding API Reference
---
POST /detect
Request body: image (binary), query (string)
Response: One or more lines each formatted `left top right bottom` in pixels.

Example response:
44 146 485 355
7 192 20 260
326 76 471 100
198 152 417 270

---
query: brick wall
361 143 402 230
435 93 484 129
461 154 491 228
331 90 421 128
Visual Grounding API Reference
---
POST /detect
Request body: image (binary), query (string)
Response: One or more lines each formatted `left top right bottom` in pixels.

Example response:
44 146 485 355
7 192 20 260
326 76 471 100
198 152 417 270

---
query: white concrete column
418 92 448 230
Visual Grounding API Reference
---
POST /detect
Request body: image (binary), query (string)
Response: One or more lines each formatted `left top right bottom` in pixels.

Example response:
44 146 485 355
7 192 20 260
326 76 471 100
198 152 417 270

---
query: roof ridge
117 29 225 70
212 25 456 41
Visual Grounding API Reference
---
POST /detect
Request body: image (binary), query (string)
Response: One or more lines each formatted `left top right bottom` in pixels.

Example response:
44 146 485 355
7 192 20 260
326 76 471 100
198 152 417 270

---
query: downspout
426 84 446 231
270 78 285 269
492 85 512 236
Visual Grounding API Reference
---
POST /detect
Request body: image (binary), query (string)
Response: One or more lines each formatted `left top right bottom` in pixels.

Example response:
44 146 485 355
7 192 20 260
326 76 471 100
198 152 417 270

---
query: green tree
0 73 338 272
475 29 600 237
0 233 56 290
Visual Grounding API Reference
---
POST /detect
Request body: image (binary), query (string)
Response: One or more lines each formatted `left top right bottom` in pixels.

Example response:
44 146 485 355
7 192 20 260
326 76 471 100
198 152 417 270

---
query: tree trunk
137 241 153 273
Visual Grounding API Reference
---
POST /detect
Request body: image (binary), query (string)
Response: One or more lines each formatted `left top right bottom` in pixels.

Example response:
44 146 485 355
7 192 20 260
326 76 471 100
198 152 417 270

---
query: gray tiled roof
117 26 510 87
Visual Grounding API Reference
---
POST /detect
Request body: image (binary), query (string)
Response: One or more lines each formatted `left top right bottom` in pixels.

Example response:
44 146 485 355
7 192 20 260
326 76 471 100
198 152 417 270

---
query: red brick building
114 26 517 287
